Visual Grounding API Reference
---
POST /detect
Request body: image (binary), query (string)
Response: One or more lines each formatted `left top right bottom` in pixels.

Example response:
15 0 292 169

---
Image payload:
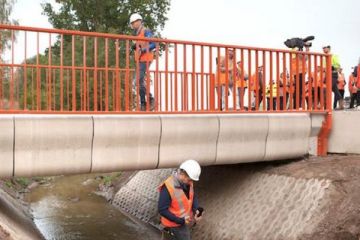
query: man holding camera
291 46 309 109
322 45 344 109
159 159 204 240
129 13 156 111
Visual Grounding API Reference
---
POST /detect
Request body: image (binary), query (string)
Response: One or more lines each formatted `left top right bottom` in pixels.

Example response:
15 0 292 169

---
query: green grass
5 180 13 188
15 177 30 188
102 172 122 186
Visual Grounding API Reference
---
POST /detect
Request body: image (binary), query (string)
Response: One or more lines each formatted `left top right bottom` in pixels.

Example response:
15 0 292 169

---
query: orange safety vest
310 71 326 89
349 74 358 94
235 65 248 88
357 65 360 88
134 27 154 62
291 53 307 75
305 82 310 98
216 56 234 86
337 73 346 90
159 175 194 228
250 73 262 92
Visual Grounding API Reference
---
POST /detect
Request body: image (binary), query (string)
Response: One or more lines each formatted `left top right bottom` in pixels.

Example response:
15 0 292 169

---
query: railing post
209 73 215 111
317 54 333 156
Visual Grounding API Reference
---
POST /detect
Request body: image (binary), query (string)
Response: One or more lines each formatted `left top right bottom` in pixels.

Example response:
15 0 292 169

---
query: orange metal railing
0 24 332 115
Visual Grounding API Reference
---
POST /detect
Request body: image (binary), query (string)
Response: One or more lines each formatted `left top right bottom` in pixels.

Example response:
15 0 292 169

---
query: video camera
284 36 315 51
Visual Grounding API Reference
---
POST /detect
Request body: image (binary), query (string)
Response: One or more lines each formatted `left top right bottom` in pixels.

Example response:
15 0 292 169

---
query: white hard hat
129 13 143 24
179 159 201 181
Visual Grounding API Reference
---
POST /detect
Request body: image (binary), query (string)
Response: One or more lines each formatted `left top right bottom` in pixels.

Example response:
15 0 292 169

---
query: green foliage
5 180 13 188
6 0 171 112
15 177 30 187
0 0 18 49
41 0 170 36
102 172 121 186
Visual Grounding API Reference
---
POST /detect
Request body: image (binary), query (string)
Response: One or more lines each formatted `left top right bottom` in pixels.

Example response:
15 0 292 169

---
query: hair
179 169 189 177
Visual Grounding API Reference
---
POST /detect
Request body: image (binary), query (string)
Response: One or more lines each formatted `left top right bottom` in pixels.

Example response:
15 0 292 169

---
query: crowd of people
129 13 360 112
215 46 360 111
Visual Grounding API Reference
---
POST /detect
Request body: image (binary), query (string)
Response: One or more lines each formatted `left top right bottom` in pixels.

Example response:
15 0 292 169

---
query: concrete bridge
0 113 327 177
2 24 360 240
0 24 334 177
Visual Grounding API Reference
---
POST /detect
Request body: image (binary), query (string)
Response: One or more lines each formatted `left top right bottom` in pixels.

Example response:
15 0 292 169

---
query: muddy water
25 174 159 240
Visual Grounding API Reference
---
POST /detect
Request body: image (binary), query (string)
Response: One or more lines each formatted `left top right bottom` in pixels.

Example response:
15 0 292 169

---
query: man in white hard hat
129 13 156 111
322 45 344 110
158 159 204 240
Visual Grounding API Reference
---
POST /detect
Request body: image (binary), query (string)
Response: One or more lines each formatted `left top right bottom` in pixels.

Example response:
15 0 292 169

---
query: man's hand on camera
194 210 204 222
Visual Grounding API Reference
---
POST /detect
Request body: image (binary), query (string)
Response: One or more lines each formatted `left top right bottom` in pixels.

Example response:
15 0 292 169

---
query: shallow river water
25 174 159 240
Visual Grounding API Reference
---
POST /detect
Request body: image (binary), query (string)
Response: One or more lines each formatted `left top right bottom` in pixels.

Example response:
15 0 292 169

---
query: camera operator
291 45 310 109
322 45 344 110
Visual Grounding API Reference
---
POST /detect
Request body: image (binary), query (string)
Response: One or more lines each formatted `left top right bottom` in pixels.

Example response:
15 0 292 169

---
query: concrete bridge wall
0 113 324 177
328 111 360 154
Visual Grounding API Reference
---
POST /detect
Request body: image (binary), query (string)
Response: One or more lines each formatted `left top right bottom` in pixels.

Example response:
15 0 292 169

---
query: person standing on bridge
158 159 204 240
335 67 346 109
216 49 235 110
291 46 309 109
130 13 156 111
322 45 344 110
349 71 359 109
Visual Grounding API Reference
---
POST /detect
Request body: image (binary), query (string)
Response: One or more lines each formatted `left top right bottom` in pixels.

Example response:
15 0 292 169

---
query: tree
0 0 18 110
0 0 18 49
14 0 171 112
42 0 170 36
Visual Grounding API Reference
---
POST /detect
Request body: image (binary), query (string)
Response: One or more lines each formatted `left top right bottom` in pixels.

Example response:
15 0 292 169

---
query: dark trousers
308 88 327 109
136 61 153 106
350 91 360 108
313 87 327 108
334 89 345 109
162 225 191 240
253 90 263 109
331 71 343 109
293 74 304 109
267 96 284 110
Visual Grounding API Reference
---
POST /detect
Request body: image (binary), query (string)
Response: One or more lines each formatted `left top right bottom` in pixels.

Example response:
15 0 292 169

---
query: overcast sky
10 0 360 94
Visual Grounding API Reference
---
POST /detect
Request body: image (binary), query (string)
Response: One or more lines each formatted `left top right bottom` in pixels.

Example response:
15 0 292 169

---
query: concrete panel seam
156 116 162 169
214 115 221 165
263 115 270 161
307 113 312 138
90 115 95 173
12 116 15 177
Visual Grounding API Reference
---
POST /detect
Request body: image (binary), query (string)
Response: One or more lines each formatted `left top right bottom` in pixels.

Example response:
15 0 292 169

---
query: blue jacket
158 180 199 226
133 26 156 53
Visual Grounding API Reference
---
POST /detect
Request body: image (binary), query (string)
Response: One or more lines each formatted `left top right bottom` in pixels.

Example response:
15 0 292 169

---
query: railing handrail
0 24 328 57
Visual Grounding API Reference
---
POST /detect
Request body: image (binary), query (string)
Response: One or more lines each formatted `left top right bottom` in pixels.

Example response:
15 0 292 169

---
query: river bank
0 171 159 240
0 186 44 240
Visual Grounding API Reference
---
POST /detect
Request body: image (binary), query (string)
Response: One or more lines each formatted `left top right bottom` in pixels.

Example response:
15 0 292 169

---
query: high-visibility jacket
235 65 248 88
266 83 278 98
250 72 265 91
134 27 154 62
291 53 307 75
310 71 326 88
357 65 360 88
249 73 259 91
216 56 234 86
322 55 340 71
159 175 194 228
337 73 346 90
332 55 341 70
349 74 358 94
305 81 311 98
